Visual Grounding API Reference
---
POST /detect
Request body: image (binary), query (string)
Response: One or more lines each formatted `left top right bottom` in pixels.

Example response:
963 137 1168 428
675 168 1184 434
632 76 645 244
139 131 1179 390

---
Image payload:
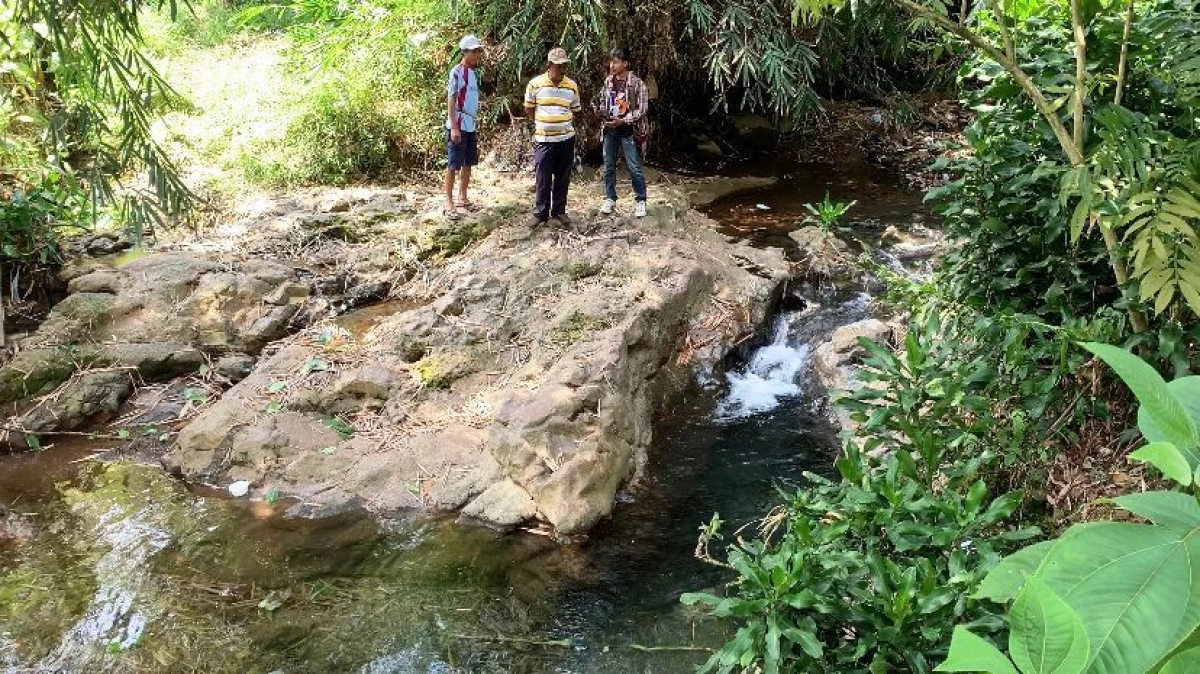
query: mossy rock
410 357 458 390
551 311 609 346
0 347 97 404
414 220 490 260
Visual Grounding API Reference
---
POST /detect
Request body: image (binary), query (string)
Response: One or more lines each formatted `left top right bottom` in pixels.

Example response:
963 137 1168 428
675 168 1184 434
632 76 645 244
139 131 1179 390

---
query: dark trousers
533 137 575 221
603 129 647 201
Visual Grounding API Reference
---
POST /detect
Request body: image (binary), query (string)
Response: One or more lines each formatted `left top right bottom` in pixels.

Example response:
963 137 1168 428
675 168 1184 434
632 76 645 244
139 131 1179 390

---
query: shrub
684 317 1039 674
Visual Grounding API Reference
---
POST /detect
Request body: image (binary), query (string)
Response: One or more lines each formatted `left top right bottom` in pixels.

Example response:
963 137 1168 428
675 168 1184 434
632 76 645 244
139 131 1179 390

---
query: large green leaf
1129 442 1195 486
1008 578 1089 674
976 540 1057 603
1029 522 1200 674
936 626 1019 674
1140 377 1200 466
1113 492 1200 528
1082 343 1198 452
1159 646 1200 674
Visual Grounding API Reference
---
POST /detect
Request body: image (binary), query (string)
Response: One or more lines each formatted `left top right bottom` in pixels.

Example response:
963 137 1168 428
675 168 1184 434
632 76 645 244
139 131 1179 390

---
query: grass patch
551 311 610 347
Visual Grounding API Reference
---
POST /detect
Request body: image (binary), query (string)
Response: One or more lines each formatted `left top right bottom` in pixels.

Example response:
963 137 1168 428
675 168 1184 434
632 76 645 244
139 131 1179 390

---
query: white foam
714 316 810 421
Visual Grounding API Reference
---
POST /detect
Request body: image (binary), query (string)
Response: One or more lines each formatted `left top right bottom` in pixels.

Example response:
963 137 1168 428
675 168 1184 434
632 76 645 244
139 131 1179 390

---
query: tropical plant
802 192 857 233
937 342 1200 674
683 317 1041 674
797 0 1200 331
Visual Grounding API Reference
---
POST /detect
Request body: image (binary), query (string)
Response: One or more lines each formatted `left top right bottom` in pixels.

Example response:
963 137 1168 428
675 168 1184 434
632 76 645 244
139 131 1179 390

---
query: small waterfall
714 314 810 421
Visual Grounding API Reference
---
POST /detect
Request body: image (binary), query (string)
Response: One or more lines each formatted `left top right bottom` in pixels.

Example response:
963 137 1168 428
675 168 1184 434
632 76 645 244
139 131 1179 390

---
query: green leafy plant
322 416 354 439
938 342 1200 674
684 318 1038 674
801 192 857 234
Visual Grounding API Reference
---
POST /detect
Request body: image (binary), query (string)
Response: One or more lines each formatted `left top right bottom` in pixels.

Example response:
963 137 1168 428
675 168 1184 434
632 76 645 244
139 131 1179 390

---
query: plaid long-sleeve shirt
596 72 649 137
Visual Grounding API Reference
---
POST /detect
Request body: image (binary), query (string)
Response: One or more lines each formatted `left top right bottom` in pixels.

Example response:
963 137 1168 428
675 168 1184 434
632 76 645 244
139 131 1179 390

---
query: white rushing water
714 314 810 421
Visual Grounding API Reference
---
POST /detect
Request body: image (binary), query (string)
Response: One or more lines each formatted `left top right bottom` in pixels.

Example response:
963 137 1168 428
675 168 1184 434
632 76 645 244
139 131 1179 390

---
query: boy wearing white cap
444 35 483 220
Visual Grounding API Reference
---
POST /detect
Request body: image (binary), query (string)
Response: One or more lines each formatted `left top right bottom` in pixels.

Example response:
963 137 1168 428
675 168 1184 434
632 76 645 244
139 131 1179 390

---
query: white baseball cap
459 35 483 51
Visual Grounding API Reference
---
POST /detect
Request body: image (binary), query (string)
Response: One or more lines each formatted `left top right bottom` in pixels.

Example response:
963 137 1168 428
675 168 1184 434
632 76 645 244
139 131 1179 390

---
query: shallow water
1 161 927 674
704 160 933 251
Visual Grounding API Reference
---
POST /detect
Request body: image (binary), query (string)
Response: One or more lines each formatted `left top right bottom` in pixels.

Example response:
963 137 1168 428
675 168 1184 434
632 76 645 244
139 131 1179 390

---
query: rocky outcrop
4 176 790 536
789 226 850 277
814 318 894 430
162 183 790 535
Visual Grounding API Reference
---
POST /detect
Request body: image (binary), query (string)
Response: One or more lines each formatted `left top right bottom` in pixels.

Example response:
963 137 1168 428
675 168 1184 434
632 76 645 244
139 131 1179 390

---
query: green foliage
808 1 962 98
684 445 1025 674
684 316 1046 674
924 16 1107 319
236 0 455 184
0 174 86 267
939 343 1200 674
2 0 196 240
801 192 857 233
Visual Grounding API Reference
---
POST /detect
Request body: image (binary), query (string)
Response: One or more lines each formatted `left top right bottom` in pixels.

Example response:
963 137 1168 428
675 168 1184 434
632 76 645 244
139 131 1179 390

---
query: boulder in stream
164 181 791 535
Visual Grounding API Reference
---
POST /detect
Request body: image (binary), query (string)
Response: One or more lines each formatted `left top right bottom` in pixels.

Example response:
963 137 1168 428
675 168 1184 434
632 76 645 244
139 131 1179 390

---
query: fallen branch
630 643 713 653
449 634 573 648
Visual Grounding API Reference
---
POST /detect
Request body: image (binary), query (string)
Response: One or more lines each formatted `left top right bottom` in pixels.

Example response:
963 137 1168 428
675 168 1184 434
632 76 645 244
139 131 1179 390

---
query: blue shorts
447 130 479 170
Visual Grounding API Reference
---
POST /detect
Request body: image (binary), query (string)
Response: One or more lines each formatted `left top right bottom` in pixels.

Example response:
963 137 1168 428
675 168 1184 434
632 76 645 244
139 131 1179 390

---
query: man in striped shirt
524 47 582 227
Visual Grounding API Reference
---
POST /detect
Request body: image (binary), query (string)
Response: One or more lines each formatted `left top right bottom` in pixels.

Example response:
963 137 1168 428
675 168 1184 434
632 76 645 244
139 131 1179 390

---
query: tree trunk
0 261 6 350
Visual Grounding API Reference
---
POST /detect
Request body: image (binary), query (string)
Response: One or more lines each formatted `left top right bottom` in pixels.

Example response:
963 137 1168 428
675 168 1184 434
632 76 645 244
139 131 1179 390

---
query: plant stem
630 644 714 652
1114 0 1136 107
996 0 1015 60
1069 0 1088 151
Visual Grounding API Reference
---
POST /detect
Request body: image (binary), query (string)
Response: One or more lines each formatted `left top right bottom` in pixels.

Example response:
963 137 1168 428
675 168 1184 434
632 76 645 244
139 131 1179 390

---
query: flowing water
0 163 930 674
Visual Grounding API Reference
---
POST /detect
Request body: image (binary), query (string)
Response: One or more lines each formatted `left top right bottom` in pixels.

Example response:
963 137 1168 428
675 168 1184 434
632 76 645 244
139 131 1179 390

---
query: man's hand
450 128 462 145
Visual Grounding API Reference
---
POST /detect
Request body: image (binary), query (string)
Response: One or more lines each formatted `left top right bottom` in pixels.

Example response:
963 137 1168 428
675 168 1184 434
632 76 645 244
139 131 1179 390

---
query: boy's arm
446 70 461 137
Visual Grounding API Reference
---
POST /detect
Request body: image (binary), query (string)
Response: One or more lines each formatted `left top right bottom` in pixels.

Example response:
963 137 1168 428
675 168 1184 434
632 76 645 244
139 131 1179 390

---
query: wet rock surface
4 175 791 535
164 184 789 534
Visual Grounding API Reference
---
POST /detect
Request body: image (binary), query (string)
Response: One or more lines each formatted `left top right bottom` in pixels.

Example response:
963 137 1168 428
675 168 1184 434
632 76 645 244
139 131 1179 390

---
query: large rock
789 226 850 277
29 254 305 355
166 187 791 535
814 318 893 431
732 114 778 151
814 319 892 391
0 343 203 406
16 370 134 435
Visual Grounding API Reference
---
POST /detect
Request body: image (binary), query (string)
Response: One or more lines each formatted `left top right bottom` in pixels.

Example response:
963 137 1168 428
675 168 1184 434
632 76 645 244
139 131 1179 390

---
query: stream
0 162 930 674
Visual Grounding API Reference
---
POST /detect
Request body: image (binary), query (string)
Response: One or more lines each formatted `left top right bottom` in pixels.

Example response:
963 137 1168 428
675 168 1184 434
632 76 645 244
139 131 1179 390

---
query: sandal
442 206 462 221
456 200 484 212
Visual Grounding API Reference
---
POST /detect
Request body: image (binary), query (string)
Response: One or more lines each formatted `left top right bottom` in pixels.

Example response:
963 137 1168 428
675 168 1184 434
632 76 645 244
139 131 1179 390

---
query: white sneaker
634 201 647 218
600 198 616 215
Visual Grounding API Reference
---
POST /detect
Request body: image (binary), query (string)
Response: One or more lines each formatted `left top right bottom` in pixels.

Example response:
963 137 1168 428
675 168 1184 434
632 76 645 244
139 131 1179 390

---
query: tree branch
996 0 1016 61
896 0 1082 164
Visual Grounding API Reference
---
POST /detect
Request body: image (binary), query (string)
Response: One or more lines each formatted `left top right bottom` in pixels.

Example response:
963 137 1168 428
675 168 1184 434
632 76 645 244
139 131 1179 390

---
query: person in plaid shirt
596 48 649 218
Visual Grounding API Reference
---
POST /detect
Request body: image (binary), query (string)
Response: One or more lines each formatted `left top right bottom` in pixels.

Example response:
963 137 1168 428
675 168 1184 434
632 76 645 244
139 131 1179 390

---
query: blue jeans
603 130 647 202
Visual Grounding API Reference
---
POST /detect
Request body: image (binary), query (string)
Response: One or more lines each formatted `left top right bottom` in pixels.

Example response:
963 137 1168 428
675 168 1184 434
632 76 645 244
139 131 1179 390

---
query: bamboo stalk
1069 0 1088 150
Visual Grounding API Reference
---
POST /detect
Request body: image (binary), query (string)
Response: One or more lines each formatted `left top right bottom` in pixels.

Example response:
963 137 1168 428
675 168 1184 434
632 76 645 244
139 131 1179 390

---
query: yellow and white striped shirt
524 73 582 143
